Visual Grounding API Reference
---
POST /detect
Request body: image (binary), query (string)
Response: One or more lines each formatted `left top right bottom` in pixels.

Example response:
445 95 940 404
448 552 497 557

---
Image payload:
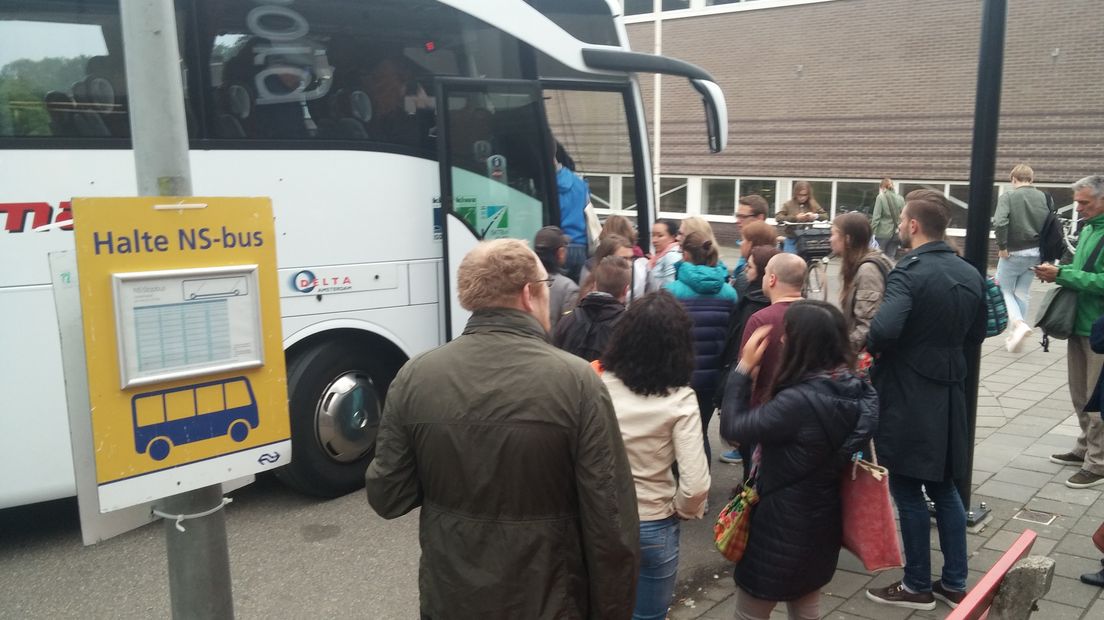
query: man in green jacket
366 238 640 619
1035 175 1104 489
871 177 905 257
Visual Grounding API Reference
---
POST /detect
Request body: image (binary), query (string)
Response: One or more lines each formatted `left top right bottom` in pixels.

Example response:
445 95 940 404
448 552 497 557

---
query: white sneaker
1006 321 1032 353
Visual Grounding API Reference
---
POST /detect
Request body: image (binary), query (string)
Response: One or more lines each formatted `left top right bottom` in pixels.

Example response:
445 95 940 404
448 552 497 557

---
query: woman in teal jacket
665 232 736 301
665 231 735 462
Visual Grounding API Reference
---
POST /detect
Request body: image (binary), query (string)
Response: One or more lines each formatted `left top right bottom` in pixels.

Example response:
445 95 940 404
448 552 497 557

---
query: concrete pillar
989 555 1055 620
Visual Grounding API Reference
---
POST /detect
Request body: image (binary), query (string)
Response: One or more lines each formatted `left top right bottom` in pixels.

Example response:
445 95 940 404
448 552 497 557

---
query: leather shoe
1081 569 1104 587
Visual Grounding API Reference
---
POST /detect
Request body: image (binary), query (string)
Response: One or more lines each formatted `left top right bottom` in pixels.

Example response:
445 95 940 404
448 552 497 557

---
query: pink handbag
840 442 903 572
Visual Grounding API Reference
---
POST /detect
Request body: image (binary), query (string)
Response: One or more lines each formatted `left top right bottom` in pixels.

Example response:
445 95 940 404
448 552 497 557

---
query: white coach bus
0 0 725 507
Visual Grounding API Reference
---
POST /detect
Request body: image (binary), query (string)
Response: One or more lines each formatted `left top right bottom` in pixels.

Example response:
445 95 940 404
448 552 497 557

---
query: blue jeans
995 253 1039 325
782 237 797 254
634 516 680 620
888 473 968 593
564 243 588 283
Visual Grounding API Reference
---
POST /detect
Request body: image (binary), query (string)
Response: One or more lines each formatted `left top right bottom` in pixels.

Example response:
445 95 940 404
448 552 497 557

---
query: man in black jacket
865 190 987 612
553 256 630 362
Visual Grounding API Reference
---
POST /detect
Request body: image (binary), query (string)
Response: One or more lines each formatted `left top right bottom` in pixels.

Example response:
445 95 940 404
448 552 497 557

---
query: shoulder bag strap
860 256 890 280
888 191 901 228
1083 231 1104 274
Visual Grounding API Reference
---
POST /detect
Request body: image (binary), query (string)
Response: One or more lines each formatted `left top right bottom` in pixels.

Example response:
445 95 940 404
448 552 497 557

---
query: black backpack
554 304 621 363
1038 193 1065 264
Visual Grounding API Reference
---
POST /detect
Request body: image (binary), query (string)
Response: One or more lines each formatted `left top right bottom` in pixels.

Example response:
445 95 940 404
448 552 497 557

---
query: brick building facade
580 0 1102 238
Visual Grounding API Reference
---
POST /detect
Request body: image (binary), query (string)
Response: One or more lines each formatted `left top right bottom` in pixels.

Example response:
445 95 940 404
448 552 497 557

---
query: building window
702 178 736 216
738 179 777 216
1044 186 1075 211
585 175 612 209
946 184 1000 229
623 0 692 15
659 177 688 213
781 180 832 216
946 184 971 229
836 181 880 218
898 182 942 200
621 176 638 211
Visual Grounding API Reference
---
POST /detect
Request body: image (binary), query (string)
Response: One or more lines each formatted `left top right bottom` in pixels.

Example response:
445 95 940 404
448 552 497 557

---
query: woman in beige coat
830 212 895 352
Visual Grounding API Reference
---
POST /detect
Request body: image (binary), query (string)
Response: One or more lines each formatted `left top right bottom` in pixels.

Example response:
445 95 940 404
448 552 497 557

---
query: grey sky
0 21 107 69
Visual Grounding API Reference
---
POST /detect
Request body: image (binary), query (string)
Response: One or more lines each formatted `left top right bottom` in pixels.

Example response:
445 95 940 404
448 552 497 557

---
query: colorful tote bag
714 479 759 563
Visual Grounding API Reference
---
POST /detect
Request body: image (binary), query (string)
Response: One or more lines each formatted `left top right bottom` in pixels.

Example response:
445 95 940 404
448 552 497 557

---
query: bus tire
147 437 172 461
228 420 250 442
275 341 393 498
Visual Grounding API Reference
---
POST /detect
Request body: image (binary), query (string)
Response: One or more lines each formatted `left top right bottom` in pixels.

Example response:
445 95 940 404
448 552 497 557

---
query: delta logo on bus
291 269 353 294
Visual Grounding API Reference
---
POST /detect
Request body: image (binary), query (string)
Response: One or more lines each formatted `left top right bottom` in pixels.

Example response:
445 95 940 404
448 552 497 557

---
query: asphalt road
0 424 742 619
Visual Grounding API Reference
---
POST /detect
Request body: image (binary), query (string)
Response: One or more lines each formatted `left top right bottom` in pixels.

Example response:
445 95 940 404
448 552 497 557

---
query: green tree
0 55 90 136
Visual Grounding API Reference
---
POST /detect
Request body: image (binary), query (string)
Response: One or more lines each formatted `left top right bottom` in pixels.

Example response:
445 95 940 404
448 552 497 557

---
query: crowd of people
364 170 1104 618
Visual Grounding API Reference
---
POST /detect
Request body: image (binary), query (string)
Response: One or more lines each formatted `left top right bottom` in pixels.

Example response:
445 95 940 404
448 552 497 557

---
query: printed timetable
112 265 263 388
133 299 232 372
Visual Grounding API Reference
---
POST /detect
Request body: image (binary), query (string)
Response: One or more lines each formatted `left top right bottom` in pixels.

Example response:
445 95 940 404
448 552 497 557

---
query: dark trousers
564 244 587 283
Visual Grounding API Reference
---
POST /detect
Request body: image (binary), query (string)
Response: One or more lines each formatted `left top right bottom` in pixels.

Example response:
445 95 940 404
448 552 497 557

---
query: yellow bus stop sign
71 197 289 512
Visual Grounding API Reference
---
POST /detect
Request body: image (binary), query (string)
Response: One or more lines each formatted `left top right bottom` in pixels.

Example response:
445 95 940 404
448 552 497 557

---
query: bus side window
165 389 197 421
225 380 252 409
0 1 193 140
134 394 166 427
195 384 226 416
200 0 473 150
0 8 114 138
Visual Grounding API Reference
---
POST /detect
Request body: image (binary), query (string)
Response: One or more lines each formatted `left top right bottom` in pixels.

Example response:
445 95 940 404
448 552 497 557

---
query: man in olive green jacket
1035 175 1104 489
993 164 1051 352
366 239 640 619
871 178 905 257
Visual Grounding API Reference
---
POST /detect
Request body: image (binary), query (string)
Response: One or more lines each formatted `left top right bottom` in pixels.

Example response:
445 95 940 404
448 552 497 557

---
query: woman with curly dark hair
599 290 710 620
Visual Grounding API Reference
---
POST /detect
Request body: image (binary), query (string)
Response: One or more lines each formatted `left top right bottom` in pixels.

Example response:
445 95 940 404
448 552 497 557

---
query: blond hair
678 216 717 244
1010 164 1034 183
457 239 543 311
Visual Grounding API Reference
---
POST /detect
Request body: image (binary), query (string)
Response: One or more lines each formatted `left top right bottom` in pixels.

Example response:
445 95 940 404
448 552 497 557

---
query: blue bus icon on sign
131 377 259 461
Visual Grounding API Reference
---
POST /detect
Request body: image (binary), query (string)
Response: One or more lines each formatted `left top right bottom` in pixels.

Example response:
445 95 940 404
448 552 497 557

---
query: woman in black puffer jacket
719 300 878 619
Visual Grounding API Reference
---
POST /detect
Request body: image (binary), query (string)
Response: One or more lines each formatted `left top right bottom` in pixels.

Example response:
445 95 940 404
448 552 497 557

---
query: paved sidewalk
672 280 1104 620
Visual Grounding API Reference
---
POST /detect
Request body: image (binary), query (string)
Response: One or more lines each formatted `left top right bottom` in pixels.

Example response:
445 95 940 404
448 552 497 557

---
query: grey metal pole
119 1 234 617
960 0 1007 524
121 0 192 197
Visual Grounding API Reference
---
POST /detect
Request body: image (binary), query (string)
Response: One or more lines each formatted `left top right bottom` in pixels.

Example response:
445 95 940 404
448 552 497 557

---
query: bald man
736 253 807 406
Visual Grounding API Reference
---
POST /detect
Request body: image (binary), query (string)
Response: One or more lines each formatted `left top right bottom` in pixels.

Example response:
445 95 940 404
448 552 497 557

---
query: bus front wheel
276 341 396 498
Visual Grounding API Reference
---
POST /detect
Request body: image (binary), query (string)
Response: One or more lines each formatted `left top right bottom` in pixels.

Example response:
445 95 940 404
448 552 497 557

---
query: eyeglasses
735 213 754 219
533 278 554 288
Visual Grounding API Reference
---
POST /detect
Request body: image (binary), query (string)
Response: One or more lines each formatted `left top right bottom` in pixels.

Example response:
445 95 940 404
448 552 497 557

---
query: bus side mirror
690 78 727 154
